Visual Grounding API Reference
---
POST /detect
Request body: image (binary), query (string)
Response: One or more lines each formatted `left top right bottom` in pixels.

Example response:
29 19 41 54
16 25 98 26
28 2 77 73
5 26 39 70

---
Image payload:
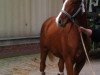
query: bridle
61 0 86 22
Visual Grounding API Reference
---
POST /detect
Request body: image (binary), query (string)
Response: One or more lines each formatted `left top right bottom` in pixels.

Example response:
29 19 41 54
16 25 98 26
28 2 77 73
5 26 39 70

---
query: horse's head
56 0 85 27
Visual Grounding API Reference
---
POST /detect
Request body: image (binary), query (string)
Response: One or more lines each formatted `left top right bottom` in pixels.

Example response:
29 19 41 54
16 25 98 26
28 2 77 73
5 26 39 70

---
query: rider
79 27 100 42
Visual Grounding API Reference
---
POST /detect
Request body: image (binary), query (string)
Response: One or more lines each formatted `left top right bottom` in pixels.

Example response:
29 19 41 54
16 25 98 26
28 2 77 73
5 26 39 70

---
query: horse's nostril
58 19 62 25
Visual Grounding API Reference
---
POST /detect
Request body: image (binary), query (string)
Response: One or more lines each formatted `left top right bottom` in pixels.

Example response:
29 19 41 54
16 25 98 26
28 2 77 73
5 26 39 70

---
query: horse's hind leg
74 54 86 75
40 47 48 75
58 58 64 75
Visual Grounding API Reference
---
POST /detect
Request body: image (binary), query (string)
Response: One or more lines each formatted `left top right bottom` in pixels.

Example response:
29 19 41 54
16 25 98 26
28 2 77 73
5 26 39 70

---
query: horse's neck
77 12 88 28
79 0 88 27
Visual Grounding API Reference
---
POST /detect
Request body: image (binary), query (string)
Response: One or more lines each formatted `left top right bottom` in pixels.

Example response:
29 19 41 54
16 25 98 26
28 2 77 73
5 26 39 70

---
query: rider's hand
79 27 92 37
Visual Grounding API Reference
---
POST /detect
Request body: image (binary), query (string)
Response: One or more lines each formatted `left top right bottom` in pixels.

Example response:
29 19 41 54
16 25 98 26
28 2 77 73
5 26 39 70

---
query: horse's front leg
58 58 64 75
40 48 48 75
65 57 75 75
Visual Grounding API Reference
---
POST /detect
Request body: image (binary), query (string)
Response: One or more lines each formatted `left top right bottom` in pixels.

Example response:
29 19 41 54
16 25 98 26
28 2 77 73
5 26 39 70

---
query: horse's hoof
57 73 64 75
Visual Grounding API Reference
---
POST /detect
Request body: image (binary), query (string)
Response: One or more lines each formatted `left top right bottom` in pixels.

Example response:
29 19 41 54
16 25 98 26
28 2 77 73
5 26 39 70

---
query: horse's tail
48 52 55 62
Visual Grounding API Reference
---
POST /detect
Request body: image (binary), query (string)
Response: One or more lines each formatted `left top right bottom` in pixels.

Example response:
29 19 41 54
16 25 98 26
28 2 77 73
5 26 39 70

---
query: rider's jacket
91 29 100 42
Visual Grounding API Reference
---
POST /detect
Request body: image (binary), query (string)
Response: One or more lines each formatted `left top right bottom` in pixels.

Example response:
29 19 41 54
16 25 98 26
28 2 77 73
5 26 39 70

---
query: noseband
61 0 85 22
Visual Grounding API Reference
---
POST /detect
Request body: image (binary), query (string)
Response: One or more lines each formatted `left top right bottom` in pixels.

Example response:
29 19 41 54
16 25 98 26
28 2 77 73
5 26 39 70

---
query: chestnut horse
40 0 90 75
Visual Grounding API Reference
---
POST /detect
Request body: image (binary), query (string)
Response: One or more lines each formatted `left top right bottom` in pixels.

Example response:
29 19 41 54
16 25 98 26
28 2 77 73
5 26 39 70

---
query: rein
79 30 96 75
65 22 96 75
61 0 96 75
72 9 96 75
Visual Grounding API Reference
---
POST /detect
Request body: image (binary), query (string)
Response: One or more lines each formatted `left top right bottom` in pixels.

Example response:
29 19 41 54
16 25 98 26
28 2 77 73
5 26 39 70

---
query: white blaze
55 0 69 25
